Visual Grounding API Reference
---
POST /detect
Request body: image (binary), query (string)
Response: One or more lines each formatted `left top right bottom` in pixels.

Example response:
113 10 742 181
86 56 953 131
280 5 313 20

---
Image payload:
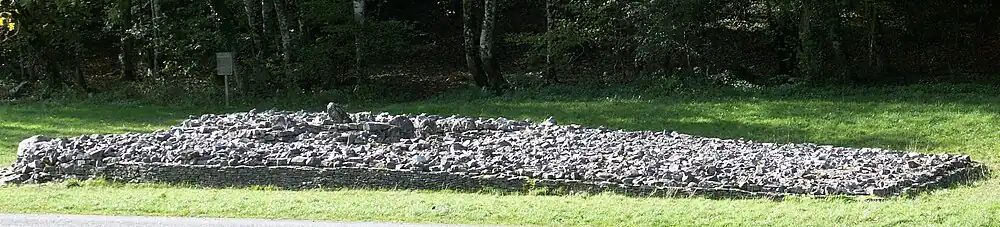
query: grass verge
1 83 998 226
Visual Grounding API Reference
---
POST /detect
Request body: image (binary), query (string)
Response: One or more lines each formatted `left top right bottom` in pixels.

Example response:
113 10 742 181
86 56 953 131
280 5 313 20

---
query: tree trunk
72 57 89 93
865 2 886 80
544 0 555 84
797 0 844 84
118 0 137 82
260 0 276 91
826 2 847 83
275 0 296 88
43 56 62 94
866 4 877 77
261 0 275 51
796 0 820 82
770 0 796 77
151 0 161 79
352 0 365 83
295 0 308 46
242 0 262 59
480 0 506 92
242 0 270 94
829 27 847 83
462 0 487 87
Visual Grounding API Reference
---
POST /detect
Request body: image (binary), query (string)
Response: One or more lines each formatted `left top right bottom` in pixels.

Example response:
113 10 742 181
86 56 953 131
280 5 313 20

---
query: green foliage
246 185 283 191
0 9 14 31
361 20 418 64
500 72 547 91
300 1 418 66
298 19 416 88
630 0 744 78
0 0 997 102
506 0 635 83
506 28 586 74
62 178 83 188
0 1 16 33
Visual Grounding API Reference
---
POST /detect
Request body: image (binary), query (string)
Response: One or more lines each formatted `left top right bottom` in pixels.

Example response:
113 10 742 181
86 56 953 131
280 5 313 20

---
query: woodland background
0 0 997 103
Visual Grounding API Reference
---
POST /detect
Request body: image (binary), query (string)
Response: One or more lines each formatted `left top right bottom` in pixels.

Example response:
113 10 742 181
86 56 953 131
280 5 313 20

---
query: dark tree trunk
151 0 161 79
462 0 487 87
544 0 555 84
43 56 62 93
118 0 137 82
260 0 276 90
830 27 847 83
864 3 886 80
797 0 820 82
288 0 302 43
826 1 847 83
480 0 506 92
797 0 844 84
352 0 365 83
275 0 296 88
242 0 262 57
261 0 275 51
771 0 797 77
242 0 270 94
295 0 307 47
72 57 90 93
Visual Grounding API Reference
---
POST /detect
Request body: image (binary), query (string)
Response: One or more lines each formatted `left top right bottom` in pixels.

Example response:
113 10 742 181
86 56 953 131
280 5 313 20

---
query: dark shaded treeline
0 0 997 100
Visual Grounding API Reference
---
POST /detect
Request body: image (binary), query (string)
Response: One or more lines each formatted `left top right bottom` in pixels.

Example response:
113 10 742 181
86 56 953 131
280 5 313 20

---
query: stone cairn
0 102 985 197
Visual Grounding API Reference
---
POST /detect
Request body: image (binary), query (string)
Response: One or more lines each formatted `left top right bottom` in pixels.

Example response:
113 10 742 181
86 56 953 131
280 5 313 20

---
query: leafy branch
0 1 18 42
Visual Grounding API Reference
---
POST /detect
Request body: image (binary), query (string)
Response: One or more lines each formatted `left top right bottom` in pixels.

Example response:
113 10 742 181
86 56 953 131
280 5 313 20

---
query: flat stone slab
1 103 986 197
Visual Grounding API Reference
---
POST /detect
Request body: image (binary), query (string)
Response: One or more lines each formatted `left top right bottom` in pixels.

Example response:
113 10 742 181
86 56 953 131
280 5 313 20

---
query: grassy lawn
1 84 999 226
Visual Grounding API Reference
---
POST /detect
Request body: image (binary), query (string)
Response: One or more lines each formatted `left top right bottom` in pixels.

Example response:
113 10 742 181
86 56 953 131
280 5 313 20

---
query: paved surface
0 214 505 227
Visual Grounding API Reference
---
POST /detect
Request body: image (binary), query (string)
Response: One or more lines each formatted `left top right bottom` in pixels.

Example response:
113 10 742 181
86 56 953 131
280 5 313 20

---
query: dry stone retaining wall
94 161 983 199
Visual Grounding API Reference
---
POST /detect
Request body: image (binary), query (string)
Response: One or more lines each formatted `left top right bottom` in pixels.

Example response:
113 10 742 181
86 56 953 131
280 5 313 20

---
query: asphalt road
0 214 507 227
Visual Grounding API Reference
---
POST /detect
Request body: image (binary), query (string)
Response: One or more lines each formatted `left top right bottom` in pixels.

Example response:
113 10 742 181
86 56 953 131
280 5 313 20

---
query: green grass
1 83 999 226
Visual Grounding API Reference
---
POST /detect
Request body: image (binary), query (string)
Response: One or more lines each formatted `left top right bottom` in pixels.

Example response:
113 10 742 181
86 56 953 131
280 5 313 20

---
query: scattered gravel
0 103 984 197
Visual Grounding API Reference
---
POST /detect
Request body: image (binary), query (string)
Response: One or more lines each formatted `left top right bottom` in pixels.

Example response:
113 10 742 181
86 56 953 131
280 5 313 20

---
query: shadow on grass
898 163 993 199
374 99 976 153
0 103 210 127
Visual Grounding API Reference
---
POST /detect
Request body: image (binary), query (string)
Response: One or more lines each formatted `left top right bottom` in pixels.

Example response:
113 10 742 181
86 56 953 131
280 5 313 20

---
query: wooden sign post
216 52 234 107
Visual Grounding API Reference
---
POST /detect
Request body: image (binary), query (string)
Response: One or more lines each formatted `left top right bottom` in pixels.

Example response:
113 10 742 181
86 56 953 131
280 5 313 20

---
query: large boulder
413 117 438 138
388 116 416 138
540 116 557 126
16 135 50 163
326 102 352 123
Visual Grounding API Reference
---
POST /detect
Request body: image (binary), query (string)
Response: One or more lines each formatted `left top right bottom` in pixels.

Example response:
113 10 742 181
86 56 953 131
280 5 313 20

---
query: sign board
215 52 234 107
216 52 234 76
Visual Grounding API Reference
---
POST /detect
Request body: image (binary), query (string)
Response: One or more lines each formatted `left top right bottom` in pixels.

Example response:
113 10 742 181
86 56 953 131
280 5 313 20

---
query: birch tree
479 0 506 92
462 0 487 87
